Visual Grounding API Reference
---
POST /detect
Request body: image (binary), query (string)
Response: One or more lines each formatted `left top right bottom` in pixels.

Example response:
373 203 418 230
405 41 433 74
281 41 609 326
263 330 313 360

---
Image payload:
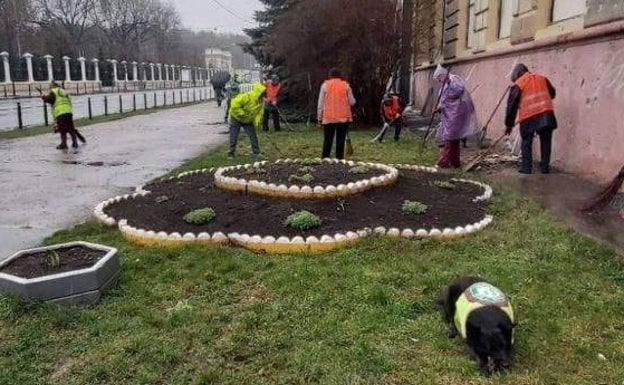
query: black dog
438 276 515 376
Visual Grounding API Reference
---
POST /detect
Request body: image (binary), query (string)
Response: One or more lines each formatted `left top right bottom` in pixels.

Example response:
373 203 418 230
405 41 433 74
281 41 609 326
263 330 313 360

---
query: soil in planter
109 170 487 238
0 246 108 279
221 162 385 186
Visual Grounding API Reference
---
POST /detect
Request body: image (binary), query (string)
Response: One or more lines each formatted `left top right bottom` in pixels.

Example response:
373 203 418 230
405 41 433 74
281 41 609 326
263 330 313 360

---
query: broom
581 164 624 212
345 131 354 159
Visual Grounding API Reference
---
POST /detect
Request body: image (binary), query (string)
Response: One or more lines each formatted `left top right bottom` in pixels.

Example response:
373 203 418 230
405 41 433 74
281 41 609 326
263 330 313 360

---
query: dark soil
0 246 107 279
222 162 385 185
108 170 486 238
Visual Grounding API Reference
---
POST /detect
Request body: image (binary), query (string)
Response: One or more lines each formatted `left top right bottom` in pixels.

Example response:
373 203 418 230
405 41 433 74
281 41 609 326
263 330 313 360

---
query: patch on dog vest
465 282 508 307
454 282 514 339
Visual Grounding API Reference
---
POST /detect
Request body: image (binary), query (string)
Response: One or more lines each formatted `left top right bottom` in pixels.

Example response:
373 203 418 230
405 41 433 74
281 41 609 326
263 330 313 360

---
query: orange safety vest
382 95 401 120
322 78 352 122
264 80 280 103
515 73 554 122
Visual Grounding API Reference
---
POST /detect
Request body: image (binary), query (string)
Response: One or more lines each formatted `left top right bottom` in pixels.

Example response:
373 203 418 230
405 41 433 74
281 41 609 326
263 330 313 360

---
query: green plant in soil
431 180 455 190
183 207 216 225
288 173 314 184
300 158 323 166
244 166 267 176
349 165 370 174
297 166 316 174
284 210 322 230
402 200 428 215
45 250 61 269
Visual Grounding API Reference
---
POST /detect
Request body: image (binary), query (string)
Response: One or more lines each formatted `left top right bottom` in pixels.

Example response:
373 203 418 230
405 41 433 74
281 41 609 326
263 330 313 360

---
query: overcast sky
174 0 264 35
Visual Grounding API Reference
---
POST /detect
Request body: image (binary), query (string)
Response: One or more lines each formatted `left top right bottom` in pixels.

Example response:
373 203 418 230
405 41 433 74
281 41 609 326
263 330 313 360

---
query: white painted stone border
94 164 495 252
93 167 216 227
117 219 230 246
366 215 494 239
450 178 494 202
214 158 400 199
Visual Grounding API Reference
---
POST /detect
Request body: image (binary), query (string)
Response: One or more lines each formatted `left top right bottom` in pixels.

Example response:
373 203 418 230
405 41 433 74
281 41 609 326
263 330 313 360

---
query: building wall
204 48 233 72
411 0 624 187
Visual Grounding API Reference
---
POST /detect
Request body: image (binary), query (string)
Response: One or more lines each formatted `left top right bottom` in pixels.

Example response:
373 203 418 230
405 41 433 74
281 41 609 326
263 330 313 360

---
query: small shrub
431 180 455 190
284 210 322 230
288 173 314 184
183 207 216 225
45 251 61 269
245 167 267 176
349 165 370 174
402 200 428 215
298 166 316 174
300 158 323 166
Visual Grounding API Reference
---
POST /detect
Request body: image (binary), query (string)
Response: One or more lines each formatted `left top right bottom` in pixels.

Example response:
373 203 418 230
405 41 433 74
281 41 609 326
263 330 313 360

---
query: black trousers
378 118 402 141
262 107 281 131
322 123 348 159
521 128 553 172
57 113 78 146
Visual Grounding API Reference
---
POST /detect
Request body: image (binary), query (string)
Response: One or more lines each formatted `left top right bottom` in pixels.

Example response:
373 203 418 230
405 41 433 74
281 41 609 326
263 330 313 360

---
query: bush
288 173 314 184
402 200 428 215
348 165 370 174
284 210 322 230
183 208 216 225
298 166 316 174
245 167 267 176
431 180 455 190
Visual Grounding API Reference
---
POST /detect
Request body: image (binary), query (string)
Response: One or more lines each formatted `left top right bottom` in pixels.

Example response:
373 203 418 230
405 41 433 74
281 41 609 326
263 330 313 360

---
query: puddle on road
60 160 128 167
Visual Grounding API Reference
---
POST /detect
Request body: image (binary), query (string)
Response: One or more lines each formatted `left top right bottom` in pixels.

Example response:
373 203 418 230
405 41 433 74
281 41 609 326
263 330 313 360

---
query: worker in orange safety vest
505 63 557 174
262 75 281 132
317 67 356 159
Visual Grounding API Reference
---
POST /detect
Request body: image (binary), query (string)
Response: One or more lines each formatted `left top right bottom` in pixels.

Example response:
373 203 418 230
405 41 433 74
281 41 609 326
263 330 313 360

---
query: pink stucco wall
412 35 624 188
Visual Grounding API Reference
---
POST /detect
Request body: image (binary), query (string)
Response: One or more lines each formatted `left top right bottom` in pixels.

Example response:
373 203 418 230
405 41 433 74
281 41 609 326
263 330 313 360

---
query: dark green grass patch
1 125 622 384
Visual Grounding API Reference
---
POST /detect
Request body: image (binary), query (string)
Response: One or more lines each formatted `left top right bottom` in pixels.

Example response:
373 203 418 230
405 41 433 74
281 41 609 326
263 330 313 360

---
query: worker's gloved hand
395 113 401 119
505 126 513 135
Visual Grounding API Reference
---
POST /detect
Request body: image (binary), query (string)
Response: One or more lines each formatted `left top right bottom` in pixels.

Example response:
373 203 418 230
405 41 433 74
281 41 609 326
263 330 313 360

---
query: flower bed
96 163 494 254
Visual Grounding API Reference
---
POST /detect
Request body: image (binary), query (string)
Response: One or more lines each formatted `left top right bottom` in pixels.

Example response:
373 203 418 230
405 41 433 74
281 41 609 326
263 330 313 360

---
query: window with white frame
467 0 477 48
498 0 514 39
552 0 586 22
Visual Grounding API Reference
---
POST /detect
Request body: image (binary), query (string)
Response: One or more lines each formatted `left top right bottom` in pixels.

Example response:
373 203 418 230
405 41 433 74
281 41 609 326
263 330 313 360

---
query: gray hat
510 63 529 82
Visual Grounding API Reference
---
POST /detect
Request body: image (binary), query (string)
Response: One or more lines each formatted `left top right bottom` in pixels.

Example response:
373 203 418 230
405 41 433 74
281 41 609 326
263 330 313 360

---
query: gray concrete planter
0 241 120 305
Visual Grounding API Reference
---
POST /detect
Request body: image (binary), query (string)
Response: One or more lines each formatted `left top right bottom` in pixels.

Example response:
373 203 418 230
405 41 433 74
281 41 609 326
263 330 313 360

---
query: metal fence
1 86 216 131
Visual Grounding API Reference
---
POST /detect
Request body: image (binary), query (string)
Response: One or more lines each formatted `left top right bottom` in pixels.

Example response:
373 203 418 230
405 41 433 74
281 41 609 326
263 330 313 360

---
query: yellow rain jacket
229 82 266 128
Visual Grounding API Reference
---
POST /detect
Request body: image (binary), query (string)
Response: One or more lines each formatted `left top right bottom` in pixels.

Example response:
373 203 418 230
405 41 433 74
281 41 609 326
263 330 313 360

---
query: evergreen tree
242 0 295 67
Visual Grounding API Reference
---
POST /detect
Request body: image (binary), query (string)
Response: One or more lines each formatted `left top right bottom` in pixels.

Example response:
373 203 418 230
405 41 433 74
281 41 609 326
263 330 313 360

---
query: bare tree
30 0 96 56
94 0 162 59
0 0 33 57
268 0 400 122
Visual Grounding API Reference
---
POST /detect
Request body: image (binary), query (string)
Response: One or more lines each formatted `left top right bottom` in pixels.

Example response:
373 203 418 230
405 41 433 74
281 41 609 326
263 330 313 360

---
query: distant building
205 48 232 76
407 0 624 188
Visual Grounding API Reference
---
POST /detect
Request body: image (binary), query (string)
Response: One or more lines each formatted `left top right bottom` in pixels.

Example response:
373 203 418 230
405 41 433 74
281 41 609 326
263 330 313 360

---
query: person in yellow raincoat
227 82 267 160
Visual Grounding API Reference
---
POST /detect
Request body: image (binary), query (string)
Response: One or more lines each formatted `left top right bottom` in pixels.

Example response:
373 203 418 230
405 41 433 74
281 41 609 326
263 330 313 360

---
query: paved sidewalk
0 102 228 260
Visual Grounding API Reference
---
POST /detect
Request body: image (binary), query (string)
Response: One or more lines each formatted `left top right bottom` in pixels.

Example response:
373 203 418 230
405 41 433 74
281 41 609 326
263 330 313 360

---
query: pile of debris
470 153 519 172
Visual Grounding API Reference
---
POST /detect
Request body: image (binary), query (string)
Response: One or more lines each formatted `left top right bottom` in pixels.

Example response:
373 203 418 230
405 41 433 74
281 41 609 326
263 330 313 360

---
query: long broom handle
481 86 510 133
421 83 446 147
422 67 452 147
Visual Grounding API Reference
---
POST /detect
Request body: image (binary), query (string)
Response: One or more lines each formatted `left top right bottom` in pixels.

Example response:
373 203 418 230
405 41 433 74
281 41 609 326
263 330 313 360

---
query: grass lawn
1 126 623 384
